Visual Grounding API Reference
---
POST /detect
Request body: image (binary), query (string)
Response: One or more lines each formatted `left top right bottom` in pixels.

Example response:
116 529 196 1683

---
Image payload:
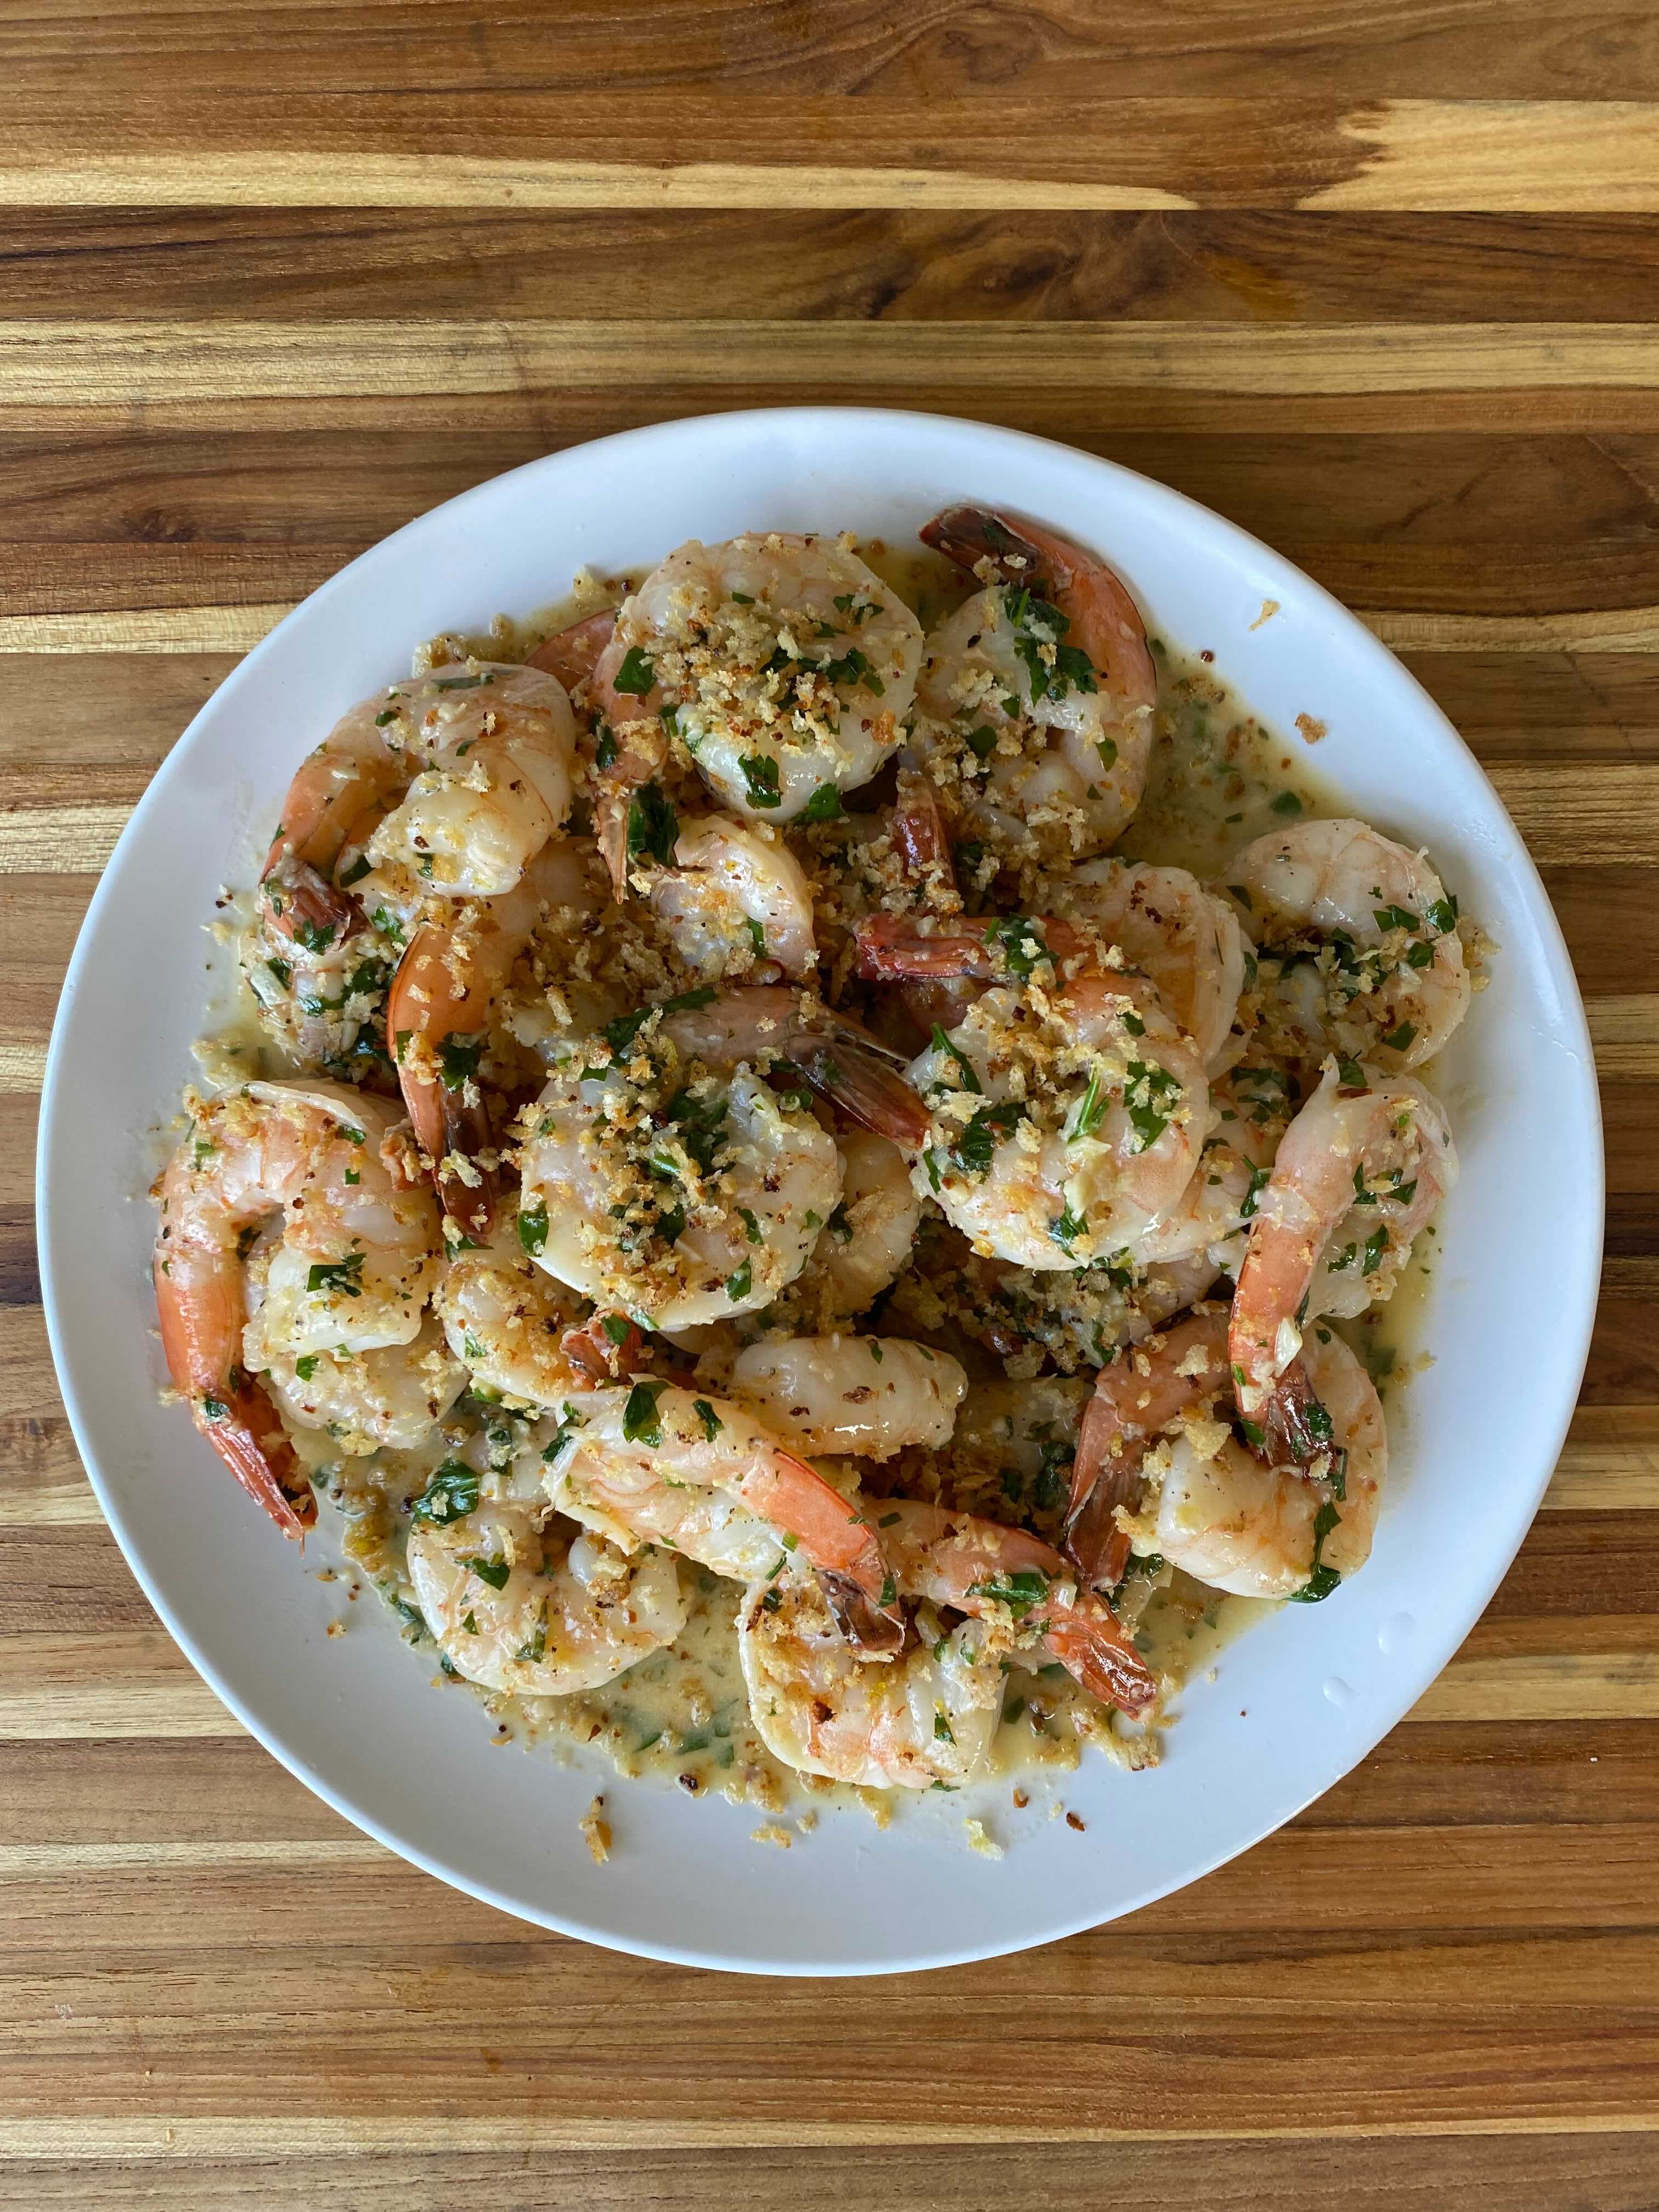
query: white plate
38 408 1602 1976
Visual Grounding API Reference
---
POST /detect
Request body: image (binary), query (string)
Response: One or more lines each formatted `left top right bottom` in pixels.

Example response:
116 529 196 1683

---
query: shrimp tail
855 912 1088 983
783 1030 931 1149
527 610 616 691
818 1570 907 1660
208 1384 317 1542
920 505 1051 589
1063 1467 1135 1595
1040 1596 1158 1717
893 764 956 880
261 859 360 949
1257 1356 1338 1474
594 719 670 901
738 1448 905 1657
561 1311 698 1387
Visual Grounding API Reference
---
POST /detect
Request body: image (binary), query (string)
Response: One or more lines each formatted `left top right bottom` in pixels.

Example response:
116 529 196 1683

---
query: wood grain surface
4 5 1658 2205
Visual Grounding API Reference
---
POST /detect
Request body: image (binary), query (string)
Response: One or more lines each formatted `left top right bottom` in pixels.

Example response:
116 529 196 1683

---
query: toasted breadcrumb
580 1795 611 1865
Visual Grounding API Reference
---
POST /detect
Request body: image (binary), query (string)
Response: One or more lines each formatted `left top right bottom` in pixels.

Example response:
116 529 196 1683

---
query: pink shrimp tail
856 912 1088 983
740 1449 905 1657
1040 1597 1158 1717
893 765 955 880
154 1254 313 1541
1066 1311 1232 1590
527 610 616 691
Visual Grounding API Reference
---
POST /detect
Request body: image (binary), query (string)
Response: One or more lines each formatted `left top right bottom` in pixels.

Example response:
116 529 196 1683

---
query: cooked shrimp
1231 1059 1456 1416
521 1057 840 1329
648 986 929 1147
601 533 923 828
649 814 817 980
1061 858 1249 1073
518 988 927 1329
260 663 575 958
544 1384 904 1652
902 951 1212 1271
1227 817 1470 1073
385 844 579 1239
794 1131 921 1318
1121 1066 1284 1271
878 1499 1158 1715
433 1217 589 1407
737 1572 1003 1791
408 1501 686 1694
911 505 1156 864
153 1081 445 1537
1066 1308 1232 1589
250 1291 465 1457
1150 1329 1384 1600
728 1335 967 1459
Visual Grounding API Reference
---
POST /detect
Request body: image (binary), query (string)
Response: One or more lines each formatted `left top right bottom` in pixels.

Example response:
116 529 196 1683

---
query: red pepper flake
1065 1812 1085 1833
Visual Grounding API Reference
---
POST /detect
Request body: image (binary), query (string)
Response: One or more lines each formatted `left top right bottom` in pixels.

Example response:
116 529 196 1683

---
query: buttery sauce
212 538 1435 1844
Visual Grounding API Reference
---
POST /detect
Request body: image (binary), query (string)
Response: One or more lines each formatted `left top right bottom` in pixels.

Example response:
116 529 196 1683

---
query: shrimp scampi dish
152 507 1476 1829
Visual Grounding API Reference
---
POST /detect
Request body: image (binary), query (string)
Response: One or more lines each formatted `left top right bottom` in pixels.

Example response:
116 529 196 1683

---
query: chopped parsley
1124 1062 1181 1153
517 1201 549 1257
987 916 1051 978
461 1553 511 1591
613 647 656 697
411 1461 479 1525
968 1569 1050 1617
725 1260 753 1301
801 781 843 822
541 1403 585 1462
437 1035 482 1092
622 1382 666 1447
950 1099 1027 1179
1002 588 1097 704
306 1252 364 1297
1288 1499 1342 1603
929 1025 982 1093
736 753 782 809
627 781 679 866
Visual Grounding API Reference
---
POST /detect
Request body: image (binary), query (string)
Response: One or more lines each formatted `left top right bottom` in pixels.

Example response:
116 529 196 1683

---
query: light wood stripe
2 2114 1657 2160
0 1839 383 1875
3 323 1658 406
13 602 1659 659
0 1480 100 1527
1588 997 1659 1079
0 152 1197 215
1364 608 1659 653
1482 765 1659 863
1411 1654 1659 1725
0 1043 47 1093
1314 101 1659 214
0 805 129 874
0 604 290 654
3 101 1658 213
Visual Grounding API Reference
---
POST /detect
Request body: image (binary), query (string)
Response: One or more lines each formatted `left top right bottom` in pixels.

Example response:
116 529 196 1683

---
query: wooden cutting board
3 7 1657 2204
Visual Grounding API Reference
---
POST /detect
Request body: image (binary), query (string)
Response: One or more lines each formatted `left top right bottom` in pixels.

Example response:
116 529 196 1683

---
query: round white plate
38 407 1602 1975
